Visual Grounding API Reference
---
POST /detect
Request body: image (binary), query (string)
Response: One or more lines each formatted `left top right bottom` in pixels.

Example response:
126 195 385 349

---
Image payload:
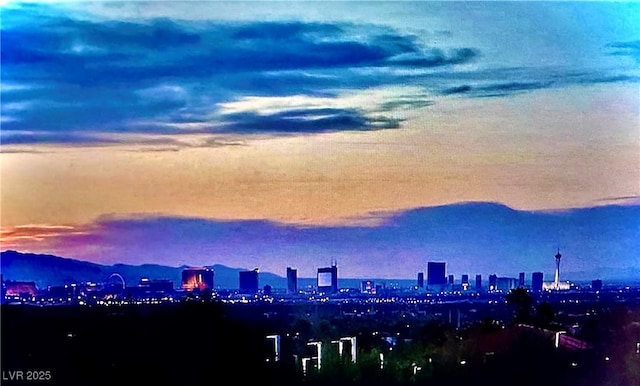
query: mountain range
0 250 288 290
2 202 639 287
1 250 417 290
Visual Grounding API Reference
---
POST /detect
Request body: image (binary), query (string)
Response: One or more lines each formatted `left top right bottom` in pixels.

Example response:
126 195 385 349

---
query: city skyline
1 2 639 278
0 249 617 294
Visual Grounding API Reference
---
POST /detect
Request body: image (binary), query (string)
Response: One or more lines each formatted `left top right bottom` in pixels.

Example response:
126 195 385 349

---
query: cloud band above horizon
2 2 639 146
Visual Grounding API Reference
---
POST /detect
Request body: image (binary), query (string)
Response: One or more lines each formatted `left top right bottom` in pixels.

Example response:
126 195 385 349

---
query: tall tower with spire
554 248 562 290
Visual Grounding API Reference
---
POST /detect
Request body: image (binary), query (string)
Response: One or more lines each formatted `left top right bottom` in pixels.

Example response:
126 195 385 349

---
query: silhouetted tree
505 288 533 324
534 301 555 328
201 287 213 301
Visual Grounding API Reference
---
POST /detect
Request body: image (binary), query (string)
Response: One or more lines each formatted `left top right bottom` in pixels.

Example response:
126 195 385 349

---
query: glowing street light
266 334 281 362
340 336 357 363
302 357 313 375
308 341 322 370
329 337 357 363
555 331 566 348
331 339 344 357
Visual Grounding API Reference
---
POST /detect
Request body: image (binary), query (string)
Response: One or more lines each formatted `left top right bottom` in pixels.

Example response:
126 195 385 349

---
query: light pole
331 339 344 357
308 341 322 370
266 334 280 362
340 336 357 363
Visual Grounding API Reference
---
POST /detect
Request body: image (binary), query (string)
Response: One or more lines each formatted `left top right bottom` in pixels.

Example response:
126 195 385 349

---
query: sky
1 1 639 279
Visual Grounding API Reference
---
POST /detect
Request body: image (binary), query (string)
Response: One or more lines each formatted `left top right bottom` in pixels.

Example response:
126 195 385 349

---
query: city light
331 340 344 357
301 357 313 376
266 335 281 362
308 341 322 370
338 336 357 363
555 331 566 349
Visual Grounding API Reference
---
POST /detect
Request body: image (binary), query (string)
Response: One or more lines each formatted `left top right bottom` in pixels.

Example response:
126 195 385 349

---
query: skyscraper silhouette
181 267 214 291
287 267 298 294
427 262 446 286
554 248 562 290
489 274 497 291
532 272 544 292
317 263 338 293
239 268 259 293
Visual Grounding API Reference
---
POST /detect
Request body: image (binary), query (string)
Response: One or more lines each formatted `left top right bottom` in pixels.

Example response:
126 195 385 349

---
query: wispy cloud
593 195 640 206
215 87 429 133
0 224 88 248
1 3 638 147
606 40 640 64
2 5 470 144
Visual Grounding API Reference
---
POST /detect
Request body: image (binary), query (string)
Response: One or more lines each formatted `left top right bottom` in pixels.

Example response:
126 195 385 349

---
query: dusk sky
1 1 639 279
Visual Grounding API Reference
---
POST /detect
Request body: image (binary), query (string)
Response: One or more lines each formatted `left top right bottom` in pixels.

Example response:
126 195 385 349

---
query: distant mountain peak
0 250 287 289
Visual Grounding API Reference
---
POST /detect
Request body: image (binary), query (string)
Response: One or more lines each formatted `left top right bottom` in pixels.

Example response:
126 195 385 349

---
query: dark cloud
0 148 49 154
442 85 473 95
1 12 455 85
1 4 637 146
0 4 474 144
0 131 193 147
390 47 478 67
435 69 640 99
594 195 640 205
475 81 554 97
438 81 552 98
218 108 401 134
0 132 119 146
379 99 435 111
606 40 640 63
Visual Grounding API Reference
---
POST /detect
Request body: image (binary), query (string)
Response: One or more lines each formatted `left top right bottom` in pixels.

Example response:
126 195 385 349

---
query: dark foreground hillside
2 301 639 386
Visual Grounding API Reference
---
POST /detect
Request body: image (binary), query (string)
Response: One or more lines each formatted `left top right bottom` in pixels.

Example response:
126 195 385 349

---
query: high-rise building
448 274 454 285
139 278 174 293
417 272 425 288
427 262 447 287
263 284 272 296
591 279 603 292
461 274 469 290
361 280 375 294
554 248 562 290
496 277 517 292
317 263 338 293
182 267 214 291
531 272 544 292
518 272 525 287
475 274 482 291
287 267 298 294
239 268 259 293
3 281 37 297
488 274 497 291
